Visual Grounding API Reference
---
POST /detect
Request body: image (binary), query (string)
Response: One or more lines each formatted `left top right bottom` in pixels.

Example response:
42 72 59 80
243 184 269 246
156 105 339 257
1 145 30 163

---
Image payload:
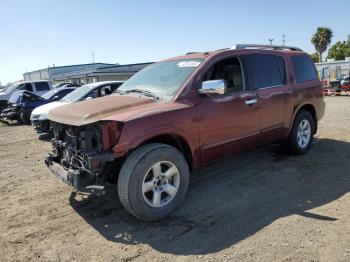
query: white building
23 62 153 84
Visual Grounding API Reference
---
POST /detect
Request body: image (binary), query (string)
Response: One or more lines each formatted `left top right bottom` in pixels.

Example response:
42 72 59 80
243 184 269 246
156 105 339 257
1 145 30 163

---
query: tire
287 110 314 155
118 143 190 221
20 109 32 125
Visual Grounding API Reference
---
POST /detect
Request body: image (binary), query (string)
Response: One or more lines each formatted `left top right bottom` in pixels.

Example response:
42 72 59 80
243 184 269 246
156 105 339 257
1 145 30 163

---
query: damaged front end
0 91 44 124
0 103 21 123
45 121 123 192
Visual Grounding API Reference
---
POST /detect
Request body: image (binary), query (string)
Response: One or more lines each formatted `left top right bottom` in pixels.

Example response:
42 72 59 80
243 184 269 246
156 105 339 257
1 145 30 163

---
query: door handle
245 98 257 105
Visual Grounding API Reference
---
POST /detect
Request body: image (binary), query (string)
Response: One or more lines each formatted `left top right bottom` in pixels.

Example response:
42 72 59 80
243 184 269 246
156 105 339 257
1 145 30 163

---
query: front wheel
117 143 190 221
287 111 314 155
20 109 33 125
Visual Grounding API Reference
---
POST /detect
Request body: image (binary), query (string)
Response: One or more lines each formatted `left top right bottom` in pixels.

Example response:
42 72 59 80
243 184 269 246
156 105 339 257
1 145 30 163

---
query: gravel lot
0 96 349 262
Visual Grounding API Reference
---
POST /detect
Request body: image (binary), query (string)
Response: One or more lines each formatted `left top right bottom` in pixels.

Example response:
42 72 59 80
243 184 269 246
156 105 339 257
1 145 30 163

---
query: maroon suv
46 44 325 221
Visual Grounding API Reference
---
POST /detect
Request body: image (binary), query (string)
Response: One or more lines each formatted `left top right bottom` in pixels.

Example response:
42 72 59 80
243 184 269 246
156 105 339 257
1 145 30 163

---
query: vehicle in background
0 81 53 110
340 76 350 91
45 44 325 221
0 87 75 124
62 83 81 88
53 82 72 88
31 81 124 133
329 79 342 94
53 82 81 88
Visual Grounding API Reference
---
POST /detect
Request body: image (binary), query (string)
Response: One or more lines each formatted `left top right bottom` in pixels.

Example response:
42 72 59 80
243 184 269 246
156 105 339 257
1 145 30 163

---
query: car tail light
101 121 123 151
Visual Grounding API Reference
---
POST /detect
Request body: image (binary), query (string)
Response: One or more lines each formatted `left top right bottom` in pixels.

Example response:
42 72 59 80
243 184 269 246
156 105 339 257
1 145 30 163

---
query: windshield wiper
125 89 160 99
113 90 127 95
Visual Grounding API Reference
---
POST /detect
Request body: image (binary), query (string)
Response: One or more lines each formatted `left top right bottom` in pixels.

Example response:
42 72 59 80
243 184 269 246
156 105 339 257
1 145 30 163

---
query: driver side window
204 57 245 94
100 85 113 96
17 83 33 92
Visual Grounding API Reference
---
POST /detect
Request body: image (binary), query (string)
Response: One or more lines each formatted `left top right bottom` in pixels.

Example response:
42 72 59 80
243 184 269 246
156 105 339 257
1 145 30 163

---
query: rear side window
291 56 317 83
35 82 50 91
244 54 285 89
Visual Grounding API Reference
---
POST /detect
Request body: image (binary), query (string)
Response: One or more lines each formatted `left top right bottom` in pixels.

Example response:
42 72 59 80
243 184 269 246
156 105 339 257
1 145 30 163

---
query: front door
197 56 260 164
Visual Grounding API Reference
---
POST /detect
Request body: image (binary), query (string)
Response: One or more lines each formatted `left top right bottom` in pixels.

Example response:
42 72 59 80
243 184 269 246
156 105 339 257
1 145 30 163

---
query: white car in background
30 81 125 133
0 80 53 110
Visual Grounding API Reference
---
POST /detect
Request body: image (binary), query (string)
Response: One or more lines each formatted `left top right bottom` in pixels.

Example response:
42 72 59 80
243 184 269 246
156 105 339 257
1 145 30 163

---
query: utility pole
268 38 274 45
91 51 95 63
282 34 286 46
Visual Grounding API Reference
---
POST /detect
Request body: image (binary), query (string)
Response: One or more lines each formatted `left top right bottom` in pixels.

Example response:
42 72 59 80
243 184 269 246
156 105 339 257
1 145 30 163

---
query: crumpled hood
47 95 156 126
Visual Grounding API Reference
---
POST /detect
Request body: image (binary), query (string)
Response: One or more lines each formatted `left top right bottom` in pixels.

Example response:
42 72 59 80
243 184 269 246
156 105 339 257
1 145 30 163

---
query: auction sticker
177 61 201 67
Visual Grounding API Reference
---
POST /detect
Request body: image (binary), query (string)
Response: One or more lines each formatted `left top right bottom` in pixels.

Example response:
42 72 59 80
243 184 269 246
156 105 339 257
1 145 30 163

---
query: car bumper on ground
44 153 116 192
44 155 94 191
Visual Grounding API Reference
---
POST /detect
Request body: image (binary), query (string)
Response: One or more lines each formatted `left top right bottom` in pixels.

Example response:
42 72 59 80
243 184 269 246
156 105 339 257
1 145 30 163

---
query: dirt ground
0 96 349 262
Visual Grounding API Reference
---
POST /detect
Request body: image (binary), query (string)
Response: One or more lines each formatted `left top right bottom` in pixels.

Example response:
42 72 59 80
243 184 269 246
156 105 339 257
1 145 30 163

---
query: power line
282 34 286 46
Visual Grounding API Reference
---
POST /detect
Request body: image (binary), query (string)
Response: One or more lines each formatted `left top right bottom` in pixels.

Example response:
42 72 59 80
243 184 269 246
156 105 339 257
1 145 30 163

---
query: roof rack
231 44 303 52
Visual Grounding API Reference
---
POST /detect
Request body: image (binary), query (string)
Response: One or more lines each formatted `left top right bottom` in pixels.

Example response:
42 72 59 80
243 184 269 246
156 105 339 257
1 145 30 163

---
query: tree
310 53 320 63
344 36 350 58
327 41 350 61
311 27 333 62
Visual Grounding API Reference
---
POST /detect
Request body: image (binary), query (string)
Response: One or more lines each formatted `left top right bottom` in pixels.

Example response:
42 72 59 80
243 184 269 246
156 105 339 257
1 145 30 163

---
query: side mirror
199 80 227 96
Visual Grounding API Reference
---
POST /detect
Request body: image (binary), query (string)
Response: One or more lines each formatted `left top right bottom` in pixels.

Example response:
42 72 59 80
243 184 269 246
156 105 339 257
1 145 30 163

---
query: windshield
118 59 203 99
3 84 18 94
60 83 96 102
41 89 57 99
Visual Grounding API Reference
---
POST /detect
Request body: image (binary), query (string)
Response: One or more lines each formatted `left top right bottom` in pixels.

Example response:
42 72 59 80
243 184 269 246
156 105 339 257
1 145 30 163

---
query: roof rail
232 44 303 52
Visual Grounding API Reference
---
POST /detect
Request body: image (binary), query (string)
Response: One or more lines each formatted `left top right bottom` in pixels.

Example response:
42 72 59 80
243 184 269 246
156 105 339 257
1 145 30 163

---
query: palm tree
311 27 333 62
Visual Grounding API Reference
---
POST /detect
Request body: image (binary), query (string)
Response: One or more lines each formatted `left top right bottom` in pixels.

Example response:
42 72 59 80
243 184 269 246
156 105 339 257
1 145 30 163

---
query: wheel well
296 104 317 133
140 134 193 170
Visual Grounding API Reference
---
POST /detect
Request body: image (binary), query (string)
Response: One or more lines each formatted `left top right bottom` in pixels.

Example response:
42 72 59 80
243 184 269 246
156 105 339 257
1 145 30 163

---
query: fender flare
286 101 317 138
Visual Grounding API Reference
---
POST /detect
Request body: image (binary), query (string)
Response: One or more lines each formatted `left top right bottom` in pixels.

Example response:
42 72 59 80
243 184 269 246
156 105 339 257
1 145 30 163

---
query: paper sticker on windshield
177 61 201 68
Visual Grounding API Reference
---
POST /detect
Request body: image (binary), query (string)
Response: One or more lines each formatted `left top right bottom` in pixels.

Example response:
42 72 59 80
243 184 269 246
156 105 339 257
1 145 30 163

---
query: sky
0 0 349 84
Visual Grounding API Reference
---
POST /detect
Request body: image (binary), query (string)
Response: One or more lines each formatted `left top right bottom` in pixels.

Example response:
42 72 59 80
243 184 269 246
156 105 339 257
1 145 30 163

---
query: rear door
243 54 294 142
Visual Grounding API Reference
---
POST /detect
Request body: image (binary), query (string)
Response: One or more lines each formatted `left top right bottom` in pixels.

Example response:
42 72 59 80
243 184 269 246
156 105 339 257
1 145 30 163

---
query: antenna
268 38 274 45
91 51 95 63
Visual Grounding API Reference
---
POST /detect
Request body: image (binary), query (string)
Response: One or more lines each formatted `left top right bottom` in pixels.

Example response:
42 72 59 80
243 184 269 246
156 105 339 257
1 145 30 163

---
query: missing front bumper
44 153 116 192
45 155 93 191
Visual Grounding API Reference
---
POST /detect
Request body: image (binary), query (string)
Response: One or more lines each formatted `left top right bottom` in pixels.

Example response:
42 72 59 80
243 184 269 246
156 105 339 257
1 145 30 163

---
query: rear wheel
287 111 314 155
117 143 190 221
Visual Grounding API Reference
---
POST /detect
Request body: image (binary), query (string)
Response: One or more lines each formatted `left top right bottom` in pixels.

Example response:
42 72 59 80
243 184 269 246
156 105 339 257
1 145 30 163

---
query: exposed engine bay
46 121 121 191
